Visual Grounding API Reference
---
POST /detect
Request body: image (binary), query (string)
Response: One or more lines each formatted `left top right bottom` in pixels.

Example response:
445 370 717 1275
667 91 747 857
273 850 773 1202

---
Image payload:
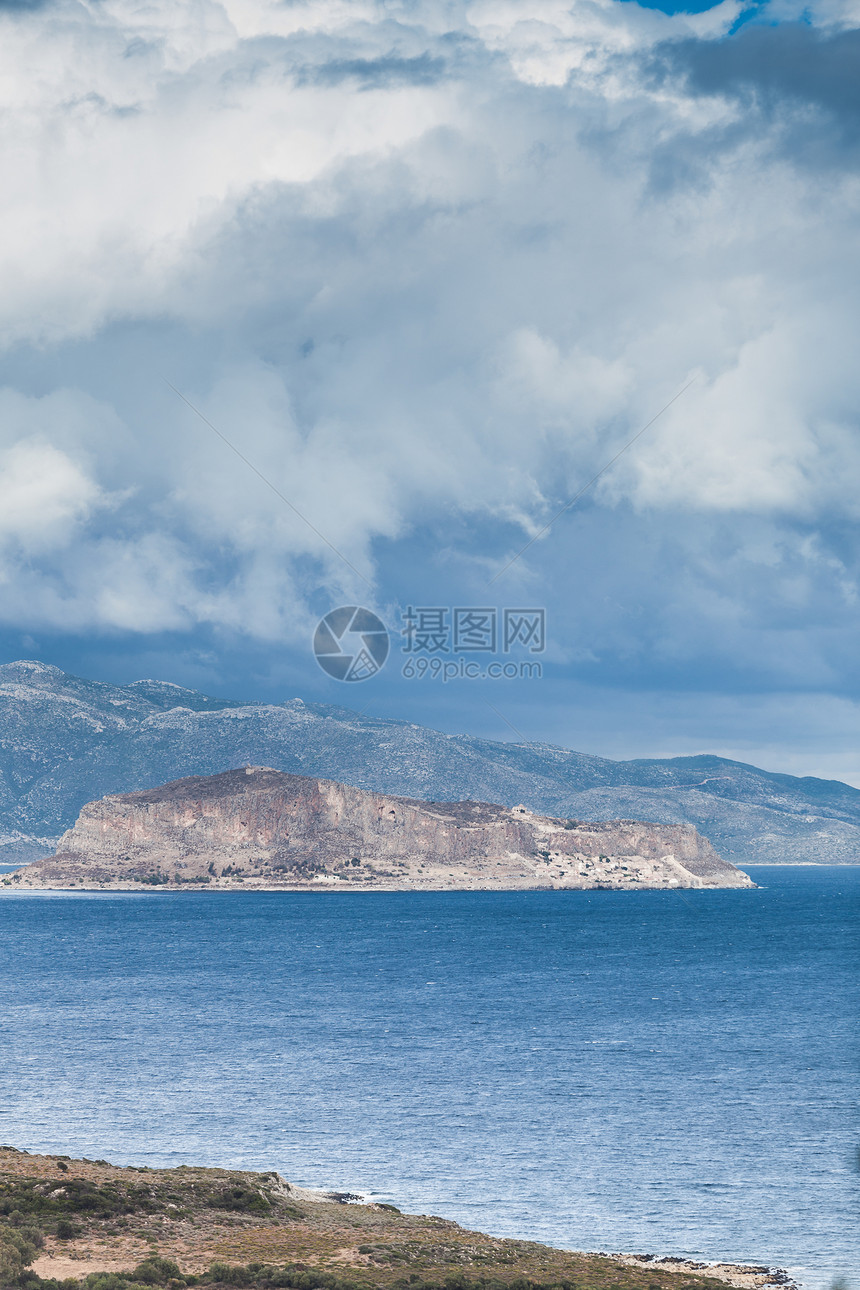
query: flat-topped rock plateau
0 1146 793 1290
4 767 753 891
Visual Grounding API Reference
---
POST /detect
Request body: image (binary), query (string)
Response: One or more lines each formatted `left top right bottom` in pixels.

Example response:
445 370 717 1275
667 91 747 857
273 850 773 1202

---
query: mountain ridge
0 659 857 864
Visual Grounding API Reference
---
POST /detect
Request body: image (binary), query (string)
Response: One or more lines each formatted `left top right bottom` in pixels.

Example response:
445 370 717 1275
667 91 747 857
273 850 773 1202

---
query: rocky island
5 767 753 891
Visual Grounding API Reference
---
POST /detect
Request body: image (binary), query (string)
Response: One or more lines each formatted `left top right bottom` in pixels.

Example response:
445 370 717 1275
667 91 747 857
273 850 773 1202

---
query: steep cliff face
6 767 754 890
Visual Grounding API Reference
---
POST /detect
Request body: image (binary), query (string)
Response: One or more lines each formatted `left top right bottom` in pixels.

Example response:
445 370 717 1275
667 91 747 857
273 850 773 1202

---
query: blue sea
0 866 857 1289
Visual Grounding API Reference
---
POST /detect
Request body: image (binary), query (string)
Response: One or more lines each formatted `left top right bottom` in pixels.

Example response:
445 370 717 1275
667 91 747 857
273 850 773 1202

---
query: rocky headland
0 1146 794 1290
5 766 753 891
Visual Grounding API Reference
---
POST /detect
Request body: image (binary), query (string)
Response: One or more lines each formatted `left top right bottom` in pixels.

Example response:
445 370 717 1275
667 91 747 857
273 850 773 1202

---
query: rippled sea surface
1 866 857 1288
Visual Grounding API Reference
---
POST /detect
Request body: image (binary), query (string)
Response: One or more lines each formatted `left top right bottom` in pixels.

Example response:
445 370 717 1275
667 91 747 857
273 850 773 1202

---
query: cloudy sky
2 0 860 780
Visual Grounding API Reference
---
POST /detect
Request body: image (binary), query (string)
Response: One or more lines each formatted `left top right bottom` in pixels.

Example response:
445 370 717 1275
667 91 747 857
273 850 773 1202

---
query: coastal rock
611 1253 797 1290
7 766 754 891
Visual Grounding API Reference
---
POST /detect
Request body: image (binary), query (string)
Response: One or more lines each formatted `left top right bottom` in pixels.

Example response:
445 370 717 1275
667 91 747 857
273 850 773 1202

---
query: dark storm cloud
664 22 860 121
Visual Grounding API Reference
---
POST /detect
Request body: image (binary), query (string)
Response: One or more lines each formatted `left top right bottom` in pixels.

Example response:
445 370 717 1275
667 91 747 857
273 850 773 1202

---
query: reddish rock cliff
6 767 754 890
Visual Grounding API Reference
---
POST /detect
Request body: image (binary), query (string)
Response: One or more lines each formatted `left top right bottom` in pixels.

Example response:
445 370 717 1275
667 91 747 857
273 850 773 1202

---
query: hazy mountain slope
0 659 857 864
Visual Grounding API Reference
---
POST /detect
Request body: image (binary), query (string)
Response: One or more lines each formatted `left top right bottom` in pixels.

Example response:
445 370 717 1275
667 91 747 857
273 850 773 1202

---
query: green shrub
131 1258 184 1285
205 1264 253 1286
83 1278 142 1289
0 1222 45 1283
81 1277 154 1290
0 1177 154 1221
207 1187 270 1216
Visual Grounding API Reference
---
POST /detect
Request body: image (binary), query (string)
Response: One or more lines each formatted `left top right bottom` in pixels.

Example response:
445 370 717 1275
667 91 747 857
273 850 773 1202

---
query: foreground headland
3 767 753 892
0 1147 795 1290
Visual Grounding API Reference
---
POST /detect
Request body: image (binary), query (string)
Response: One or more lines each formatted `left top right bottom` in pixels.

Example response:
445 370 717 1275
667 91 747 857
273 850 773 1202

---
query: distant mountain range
0 659 857 865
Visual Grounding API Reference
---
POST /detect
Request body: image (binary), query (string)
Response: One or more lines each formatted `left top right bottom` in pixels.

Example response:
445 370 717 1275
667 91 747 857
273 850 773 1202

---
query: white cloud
0 439 103 554
0 0 858 698
0 0 461 344
466 0 741 87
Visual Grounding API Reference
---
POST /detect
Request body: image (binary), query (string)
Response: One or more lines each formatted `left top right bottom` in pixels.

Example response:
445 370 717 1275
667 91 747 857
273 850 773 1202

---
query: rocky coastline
606 1252 798 1290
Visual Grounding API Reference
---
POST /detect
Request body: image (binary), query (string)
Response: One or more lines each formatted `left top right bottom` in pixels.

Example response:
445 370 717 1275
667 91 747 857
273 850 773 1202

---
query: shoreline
1 875 758 893
604 1252 798 1290
4 860 854 895
0 882 759 891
